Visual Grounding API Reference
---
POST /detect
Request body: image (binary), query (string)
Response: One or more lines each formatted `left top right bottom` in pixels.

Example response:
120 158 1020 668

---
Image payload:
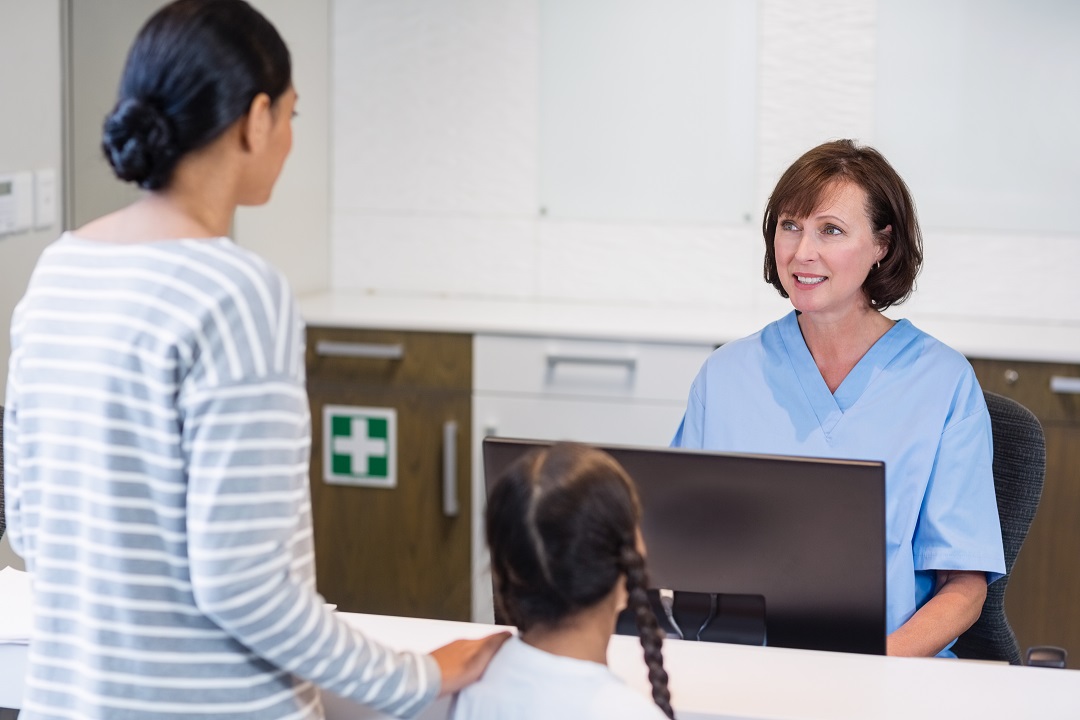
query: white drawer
473 394 687 448
473 334 712 402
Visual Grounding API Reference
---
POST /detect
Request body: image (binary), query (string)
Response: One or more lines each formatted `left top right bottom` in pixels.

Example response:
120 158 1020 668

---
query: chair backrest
953 391 1045 664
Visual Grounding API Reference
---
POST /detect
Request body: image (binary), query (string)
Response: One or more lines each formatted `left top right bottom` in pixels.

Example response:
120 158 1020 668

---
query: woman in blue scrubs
672 139 1005 657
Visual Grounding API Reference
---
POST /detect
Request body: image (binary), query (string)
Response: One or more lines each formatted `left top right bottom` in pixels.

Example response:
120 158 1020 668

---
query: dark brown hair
762 139 923 310
486 443 674 718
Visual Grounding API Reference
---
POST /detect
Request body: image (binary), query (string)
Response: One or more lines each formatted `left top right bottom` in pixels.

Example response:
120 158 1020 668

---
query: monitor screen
482 437 886 655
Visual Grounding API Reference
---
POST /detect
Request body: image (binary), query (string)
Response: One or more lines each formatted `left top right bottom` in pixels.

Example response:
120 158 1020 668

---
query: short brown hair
762 139 923 310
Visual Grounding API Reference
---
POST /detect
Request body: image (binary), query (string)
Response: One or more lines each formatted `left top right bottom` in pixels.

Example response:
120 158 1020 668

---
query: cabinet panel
1004 425 1080 665
306 327 471 391
970 358 1080 425
310 383 471 620
307 325 472 622
970 357 1080 668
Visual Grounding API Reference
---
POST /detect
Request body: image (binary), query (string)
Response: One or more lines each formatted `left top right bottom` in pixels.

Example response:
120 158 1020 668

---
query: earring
873 261 881 270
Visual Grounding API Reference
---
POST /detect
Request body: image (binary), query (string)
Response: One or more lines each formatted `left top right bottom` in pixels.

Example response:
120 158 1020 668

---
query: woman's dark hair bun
101 0 291 191
102 97 179 190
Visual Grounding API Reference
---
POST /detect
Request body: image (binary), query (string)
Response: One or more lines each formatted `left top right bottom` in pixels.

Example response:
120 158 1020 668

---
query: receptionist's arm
886 570 987 657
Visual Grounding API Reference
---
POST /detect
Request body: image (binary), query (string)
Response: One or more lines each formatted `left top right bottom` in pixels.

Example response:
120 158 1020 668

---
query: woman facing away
672 139 1005 658
3 2 506 718
452 442 674 720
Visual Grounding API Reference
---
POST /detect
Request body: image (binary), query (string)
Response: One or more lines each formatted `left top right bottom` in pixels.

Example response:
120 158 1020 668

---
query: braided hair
486 442 675 718
621 544 674 718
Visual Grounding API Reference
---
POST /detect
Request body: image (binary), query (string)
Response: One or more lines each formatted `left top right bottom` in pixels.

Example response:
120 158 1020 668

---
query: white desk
8 612 1075 718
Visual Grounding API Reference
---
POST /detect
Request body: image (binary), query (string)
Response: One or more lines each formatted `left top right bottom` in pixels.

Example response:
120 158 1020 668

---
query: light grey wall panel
66 0 162 230
876 0 1080 235
539 0 758 225
0 0 64 406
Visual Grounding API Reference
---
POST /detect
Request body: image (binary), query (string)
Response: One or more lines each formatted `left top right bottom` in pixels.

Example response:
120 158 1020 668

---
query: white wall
325 0 876 313
6 0 1075 408
0 0 60 574
236 0 332 296
66 0 157 230
4 0 1077 405
0 0 63 407
328 0 1080 331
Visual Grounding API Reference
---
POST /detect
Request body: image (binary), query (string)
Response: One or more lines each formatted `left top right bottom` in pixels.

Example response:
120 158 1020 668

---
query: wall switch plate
34 168 57 230
0 175 14 234
0 172 33 235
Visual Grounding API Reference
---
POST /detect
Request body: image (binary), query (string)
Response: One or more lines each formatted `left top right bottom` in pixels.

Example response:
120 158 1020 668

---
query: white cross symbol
332 418 388 475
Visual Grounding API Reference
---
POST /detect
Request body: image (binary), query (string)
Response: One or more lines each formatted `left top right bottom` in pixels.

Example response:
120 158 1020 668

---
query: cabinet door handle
545 353 637 371
443 420 459 517
315 340 404 360
1050 375 1080 395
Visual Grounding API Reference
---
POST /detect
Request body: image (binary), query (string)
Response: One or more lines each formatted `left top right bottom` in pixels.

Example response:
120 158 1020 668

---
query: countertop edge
297 292 1080 365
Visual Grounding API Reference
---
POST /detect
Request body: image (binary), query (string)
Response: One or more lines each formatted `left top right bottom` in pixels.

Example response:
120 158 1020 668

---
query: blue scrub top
672 311 1005 656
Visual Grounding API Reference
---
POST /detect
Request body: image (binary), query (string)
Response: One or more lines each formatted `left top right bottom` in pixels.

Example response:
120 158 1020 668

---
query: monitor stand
616 590 766 646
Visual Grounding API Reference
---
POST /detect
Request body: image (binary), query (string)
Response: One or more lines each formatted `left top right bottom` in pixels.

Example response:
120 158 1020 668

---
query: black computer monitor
482 437 887 655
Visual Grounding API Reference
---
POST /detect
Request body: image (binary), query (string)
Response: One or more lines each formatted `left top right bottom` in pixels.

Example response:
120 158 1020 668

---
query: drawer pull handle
315 341 404 360
1004 369 1019 385
545 353 637 371
443 421 459 517
1050 376 1080 395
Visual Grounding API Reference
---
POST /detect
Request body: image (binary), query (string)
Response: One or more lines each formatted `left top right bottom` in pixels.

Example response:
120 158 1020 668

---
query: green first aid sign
323 405 397 488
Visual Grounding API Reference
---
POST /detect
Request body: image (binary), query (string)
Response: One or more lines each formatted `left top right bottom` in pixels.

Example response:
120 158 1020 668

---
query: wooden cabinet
969 357 1080 666
306 327 472 621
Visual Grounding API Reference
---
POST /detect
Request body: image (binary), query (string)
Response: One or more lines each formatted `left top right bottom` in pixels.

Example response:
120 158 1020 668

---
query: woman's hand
431 631 512 697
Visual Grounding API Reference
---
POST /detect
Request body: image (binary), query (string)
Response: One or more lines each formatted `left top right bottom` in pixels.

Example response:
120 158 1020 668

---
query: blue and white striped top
4 233 439 719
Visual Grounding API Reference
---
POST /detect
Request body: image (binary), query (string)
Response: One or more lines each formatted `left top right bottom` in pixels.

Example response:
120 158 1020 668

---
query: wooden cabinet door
1005 424 1080 661
308 382 472 621
970 358 1080 666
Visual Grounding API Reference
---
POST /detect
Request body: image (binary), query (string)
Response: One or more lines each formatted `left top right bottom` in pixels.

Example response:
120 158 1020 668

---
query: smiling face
773 181 888 321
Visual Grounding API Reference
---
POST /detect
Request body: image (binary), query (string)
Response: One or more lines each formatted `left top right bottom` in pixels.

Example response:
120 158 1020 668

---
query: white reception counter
4 610 1080 719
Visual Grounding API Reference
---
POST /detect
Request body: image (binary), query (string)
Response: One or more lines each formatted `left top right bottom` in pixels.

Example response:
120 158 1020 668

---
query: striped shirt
4 233 439 719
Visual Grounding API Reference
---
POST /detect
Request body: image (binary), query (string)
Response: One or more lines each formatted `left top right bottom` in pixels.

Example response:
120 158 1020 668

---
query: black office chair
952 391 1044 665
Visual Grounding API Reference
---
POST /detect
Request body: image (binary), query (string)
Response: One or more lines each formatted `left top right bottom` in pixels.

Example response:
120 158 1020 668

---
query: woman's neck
797 306 895 393
520 601 617 665
74 193 230 244
75 135 241 244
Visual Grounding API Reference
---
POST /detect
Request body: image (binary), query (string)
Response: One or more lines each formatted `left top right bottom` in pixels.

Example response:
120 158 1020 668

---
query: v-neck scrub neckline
777 312 920 436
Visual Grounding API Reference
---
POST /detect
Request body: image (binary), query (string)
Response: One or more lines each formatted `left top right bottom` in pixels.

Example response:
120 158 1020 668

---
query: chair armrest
1026 645 1068 668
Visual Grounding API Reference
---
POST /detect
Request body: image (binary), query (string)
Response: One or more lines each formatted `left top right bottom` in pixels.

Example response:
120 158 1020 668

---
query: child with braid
451 442 675 719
